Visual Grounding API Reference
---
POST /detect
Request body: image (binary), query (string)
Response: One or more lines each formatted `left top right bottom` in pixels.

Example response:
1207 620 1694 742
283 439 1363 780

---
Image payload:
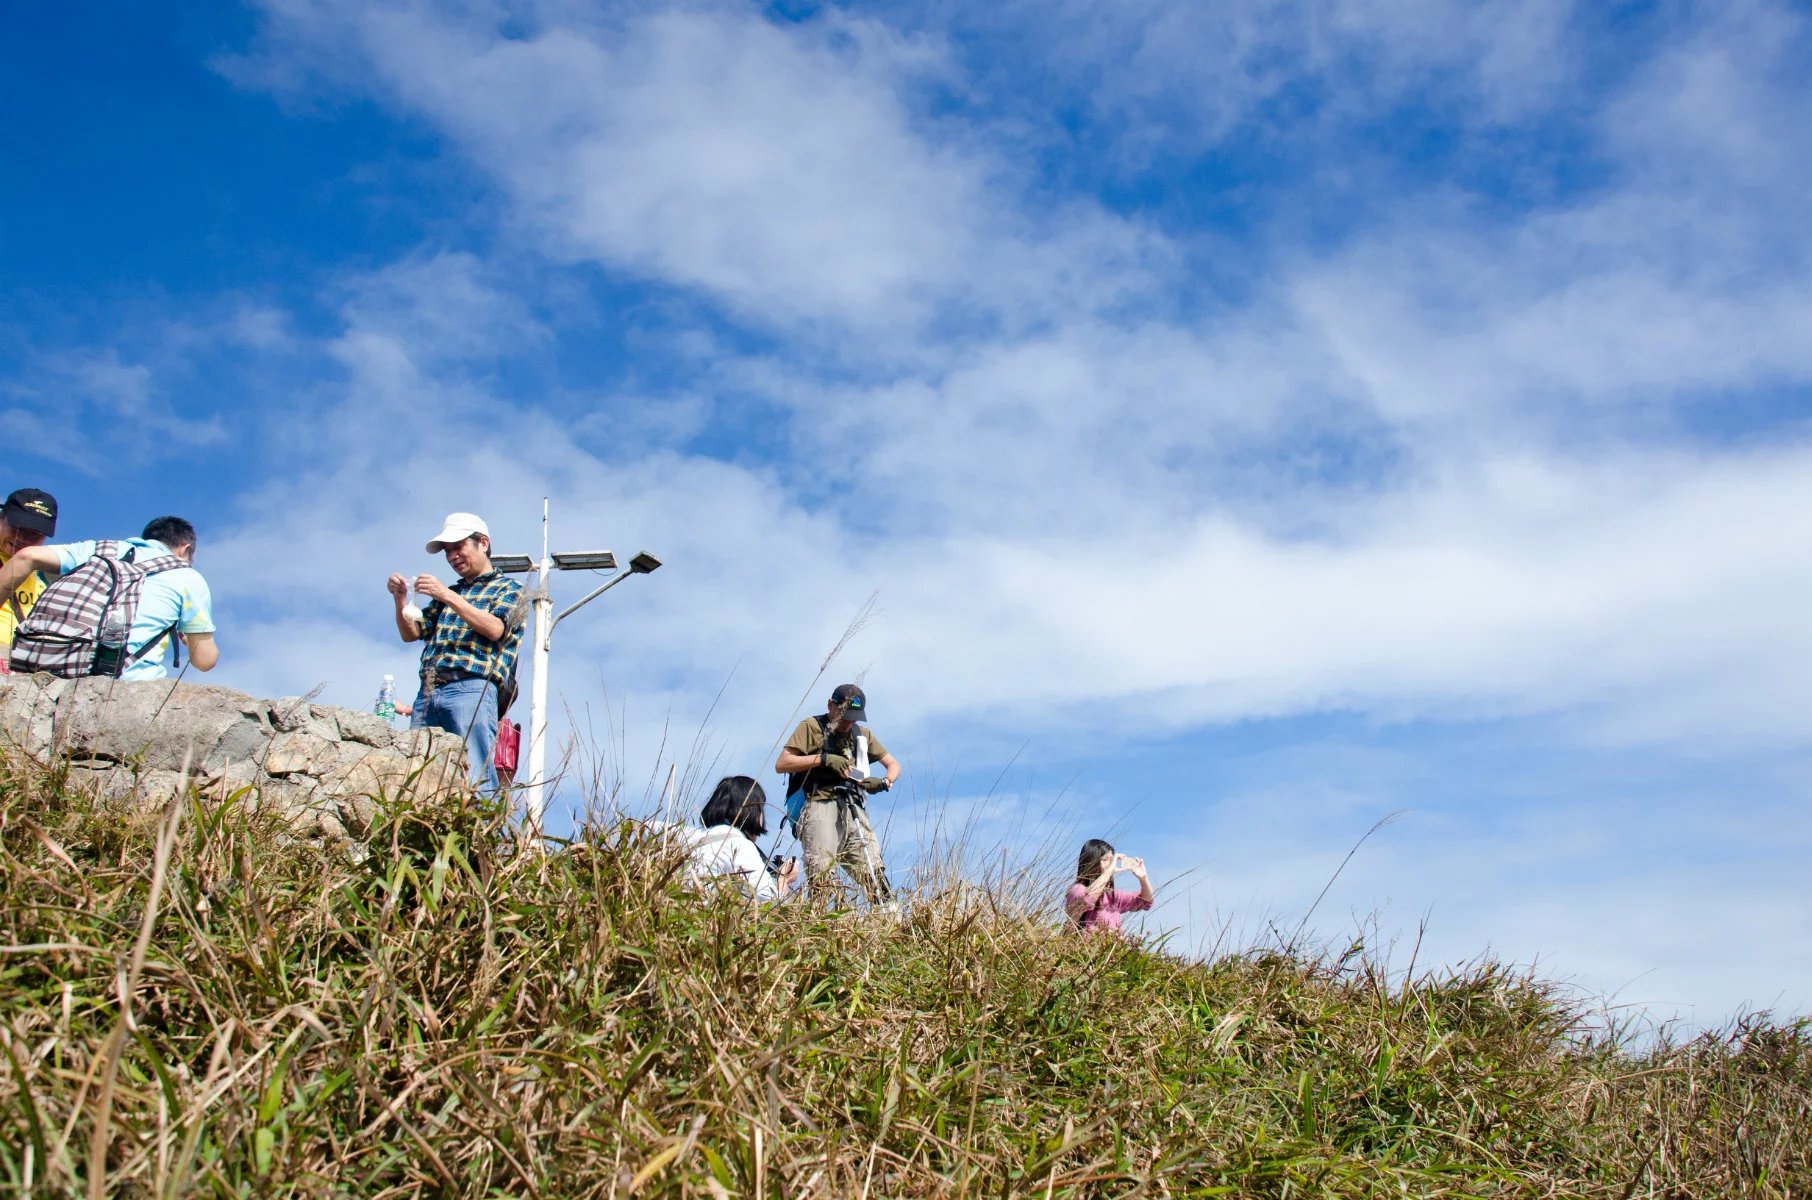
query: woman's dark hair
702 776 768 840
1076 838 1115 885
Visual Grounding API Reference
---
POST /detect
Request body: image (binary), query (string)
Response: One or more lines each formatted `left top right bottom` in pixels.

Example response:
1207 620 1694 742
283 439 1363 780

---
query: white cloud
2 345 230 471
230 0 1166 341
1154 750 1812 1023
908 0 1581 158
334 251 547 366
194 0 1812 767
854 443 1812 747
1603 0 1812 205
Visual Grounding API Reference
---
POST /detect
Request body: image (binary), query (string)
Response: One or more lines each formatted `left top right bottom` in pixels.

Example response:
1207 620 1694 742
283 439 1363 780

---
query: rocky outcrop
0 674 471 841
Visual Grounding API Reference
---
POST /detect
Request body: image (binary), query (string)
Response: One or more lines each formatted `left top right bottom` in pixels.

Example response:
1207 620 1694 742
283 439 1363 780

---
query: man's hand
859 776 889 794
392 576 427 643
413 574 452 604
821 751 852 776
0 545 59 611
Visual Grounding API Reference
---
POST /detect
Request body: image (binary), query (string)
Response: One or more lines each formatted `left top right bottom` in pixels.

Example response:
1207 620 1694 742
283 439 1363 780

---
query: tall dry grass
1 746 1807 1198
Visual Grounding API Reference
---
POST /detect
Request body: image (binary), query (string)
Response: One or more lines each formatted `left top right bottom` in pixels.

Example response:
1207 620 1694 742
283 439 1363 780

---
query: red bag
494 719 520 780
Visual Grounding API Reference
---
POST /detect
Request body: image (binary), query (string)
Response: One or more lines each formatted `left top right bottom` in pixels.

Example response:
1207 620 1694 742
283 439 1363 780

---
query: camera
766 851 797 875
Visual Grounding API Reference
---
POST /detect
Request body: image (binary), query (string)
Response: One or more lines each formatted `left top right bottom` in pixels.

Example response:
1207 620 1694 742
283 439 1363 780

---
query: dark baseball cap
830 683 867 720
2 488 57 536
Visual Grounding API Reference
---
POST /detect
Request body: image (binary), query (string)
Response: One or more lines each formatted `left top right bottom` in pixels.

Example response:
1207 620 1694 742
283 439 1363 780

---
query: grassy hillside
1 750 1807 1198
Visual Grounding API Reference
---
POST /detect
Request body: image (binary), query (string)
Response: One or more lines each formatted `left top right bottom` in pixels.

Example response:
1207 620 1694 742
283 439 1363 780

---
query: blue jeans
411 677 499 790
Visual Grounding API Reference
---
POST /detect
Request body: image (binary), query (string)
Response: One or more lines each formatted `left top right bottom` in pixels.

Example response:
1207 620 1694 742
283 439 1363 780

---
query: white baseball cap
426 512 490 554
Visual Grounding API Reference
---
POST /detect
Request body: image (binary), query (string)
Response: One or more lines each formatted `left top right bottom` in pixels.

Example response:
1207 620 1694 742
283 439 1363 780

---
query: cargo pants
797 791 891 904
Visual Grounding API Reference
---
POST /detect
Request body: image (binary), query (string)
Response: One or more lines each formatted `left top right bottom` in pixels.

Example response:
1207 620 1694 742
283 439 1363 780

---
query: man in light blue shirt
0 516 218 680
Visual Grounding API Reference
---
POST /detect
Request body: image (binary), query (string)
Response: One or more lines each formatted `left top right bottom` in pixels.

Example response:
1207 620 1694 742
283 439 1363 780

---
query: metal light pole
505 499 661 845
526 500 554 841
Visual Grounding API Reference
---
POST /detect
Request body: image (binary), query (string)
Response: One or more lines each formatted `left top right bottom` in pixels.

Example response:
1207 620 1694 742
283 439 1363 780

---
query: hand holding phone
414 574 451 604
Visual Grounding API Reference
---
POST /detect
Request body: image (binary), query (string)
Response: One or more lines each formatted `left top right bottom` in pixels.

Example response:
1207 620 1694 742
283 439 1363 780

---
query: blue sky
6 0 1809 1027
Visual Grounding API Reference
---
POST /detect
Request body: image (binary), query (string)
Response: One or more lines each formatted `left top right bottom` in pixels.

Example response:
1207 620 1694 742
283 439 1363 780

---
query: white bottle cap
382 674 394 683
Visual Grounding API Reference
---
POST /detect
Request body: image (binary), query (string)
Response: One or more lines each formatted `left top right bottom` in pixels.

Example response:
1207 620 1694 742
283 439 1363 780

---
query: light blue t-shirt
53 539 215 680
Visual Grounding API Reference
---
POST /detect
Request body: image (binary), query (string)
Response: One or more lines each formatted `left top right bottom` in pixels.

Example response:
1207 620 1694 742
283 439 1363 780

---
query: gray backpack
9 541 186 678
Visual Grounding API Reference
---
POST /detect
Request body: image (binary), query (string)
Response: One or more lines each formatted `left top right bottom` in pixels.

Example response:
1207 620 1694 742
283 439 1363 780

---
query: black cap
2 488 57 537
829 683 867 721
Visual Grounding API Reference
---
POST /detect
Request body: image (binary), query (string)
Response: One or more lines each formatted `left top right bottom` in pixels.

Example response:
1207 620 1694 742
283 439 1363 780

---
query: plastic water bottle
375 674 397 722
92 616 131 677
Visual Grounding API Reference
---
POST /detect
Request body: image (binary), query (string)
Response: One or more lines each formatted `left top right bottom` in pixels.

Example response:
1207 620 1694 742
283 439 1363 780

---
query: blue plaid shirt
418 571 526 687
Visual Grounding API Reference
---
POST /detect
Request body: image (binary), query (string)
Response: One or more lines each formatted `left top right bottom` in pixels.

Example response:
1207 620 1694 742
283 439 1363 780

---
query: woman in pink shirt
1064 839 1154 935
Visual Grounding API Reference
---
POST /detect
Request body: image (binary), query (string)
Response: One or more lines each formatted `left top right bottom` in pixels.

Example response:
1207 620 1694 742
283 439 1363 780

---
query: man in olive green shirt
776 683 902 903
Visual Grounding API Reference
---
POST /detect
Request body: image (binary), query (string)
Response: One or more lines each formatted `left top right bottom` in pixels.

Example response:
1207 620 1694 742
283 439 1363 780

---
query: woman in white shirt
685 776 799 903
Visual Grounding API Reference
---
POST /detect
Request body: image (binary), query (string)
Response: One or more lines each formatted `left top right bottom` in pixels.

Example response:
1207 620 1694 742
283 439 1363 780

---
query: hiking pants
798 793 890 903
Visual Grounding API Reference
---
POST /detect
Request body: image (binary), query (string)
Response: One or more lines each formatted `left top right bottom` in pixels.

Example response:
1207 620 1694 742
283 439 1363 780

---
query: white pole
525 497 552 845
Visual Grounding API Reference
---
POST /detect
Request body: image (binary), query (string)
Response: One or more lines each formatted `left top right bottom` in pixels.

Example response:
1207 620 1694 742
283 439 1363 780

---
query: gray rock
300 704 340 740
66 764 134 806
323 738 455 801
255 775 322 816
264 730 342 778
66 763 190 813
191 758 263 804
54 678 264 774
0 675 470 829
270 696 312 732
337 791 384 837
0 673 64 755
270 698 340 741
213 706 277 770
335 709 395 749
131 769 194 809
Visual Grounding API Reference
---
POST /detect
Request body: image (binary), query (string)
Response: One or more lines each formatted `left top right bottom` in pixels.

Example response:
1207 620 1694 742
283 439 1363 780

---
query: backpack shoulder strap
785 715 833 798
127 626 177 666
111 554 191 668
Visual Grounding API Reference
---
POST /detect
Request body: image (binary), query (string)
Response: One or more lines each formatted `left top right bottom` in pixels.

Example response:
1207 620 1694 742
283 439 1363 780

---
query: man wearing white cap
386 512 526 790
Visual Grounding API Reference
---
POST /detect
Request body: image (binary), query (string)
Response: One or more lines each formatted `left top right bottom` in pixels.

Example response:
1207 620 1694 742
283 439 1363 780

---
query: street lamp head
491 554 536 574
551 550 618 571
629 552 662 575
